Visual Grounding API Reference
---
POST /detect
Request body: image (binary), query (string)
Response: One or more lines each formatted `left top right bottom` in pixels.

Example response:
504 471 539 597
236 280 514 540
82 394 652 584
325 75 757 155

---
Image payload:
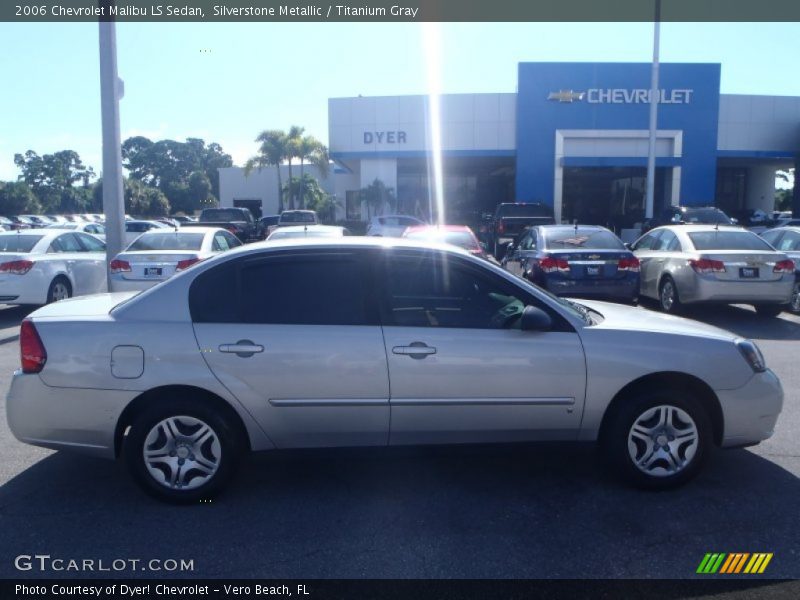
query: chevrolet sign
547 88 694 104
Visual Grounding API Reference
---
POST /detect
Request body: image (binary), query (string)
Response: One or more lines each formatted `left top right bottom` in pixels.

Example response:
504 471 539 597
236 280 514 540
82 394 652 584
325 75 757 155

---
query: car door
74 232 109 294
377 250 586 445
632 230 664 298
192 249 390 448
48 233 90 295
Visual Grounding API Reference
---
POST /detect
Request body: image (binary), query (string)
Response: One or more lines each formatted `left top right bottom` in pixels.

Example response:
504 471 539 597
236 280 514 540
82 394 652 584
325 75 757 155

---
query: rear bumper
546 276 639 300
0 274 47 305
717 369 783 448
6 371 138 459
109 276 162 293
680 274 794 304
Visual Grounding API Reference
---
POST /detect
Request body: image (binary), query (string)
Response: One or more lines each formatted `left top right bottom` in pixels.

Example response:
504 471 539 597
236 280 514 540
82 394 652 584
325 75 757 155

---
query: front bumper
717 368 783 448
6 371 138 459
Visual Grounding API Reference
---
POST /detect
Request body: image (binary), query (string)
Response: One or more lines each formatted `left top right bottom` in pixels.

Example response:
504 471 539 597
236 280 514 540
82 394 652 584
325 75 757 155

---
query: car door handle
219 340 264 357
392 342 437 359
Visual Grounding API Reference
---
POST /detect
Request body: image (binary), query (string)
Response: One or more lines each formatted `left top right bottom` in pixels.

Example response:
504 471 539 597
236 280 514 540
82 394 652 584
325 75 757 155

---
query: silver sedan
631 225 795 316
6 238 783 503
760 226 800 313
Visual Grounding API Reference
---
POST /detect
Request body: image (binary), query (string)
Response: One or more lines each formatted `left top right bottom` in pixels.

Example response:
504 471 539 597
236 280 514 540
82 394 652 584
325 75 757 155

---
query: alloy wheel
143 416 222 490
627 405 698 477
791 282 800 313
51 282 70 302
660 280 676 311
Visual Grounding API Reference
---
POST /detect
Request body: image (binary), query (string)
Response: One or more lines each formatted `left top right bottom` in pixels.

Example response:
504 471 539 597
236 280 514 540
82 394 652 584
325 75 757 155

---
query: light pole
645 0 661 220
99 1 126 287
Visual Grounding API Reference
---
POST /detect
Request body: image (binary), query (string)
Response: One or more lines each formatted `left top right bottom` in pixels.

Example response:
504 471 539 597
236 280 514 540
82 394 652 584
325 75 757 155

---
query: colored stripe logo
697 553 773 574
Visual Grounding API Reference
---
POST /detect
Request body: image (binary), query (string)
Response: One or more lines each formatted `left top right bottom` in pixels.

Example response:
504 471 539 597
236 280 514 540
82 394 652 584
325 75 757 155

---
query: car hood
574 299 737 342
29 292 139 319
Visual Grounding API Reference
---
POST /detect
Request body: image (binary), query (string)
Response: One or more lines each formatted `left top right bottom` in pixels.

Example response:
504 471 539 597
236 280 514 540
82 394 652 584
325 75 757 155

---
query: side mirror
520 305 552 332
730 218 739 225
624 242 633 250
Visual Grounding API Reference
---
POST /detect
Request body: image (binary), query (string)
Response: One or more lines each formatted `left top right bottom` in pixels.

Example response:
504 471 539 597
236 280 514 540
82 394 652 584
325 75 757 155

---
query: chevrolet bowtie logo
547 90 585 102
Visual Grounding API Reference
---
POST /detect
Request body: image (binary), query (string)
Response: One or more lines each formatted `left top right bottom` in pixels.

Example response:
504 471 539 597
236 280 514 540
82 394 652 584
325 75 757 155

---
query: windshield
0 235 42 253
544 229 625 250
128 233 205 251
688 231 774 251
404 230 480 250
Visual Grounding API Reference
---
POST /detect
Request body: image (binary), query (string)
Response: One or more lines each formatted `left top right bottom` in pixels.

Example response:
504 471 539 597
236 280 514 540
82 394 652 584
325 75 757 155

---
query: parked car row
6 235 784 502
501 223 798 317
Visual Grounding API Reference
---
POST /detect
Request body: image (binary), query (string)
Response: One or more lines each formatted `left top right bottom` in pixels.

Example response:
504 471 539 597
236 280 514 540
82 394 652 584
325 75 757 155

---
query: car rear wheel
601 390 711 490
46 277 71 304
788 281 800 314
754 304 783 318
124 400 241 503
658 276 682 314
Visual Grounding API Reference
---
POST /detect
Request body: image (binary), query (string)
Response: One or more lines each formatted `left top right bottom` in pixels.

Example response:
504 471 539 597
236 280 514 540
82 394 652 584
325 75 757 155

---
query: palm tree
284 125 305 210
360 179 396 220
297 135 330 209
244 129 287 214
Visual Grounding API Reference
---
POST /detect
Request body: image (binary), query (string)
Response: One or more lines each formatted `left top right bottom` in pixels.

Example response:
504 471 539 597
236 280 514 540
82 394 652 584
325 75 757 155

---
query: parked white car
46 221 106 241
366 214 426 237
0 229 107 304
125 220 170 245
110 227 241 292
266 225 350 241
6 238 783 503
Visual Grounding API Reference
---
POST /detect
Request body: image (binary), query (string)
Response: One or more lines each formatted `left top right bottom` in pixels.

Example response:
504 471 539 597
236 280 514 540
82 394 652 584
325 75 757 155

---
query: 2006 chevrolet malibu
6 238 783 503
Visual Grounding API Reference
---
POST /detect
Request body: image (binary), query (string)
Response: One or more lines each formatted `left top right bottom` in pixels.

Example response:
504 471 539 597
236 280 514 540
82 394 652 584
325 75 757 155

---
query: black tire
789 280 800 314
124 399 243 504
46 276 72 304
658 276 682 314
600 390 712 490
754 304 783 318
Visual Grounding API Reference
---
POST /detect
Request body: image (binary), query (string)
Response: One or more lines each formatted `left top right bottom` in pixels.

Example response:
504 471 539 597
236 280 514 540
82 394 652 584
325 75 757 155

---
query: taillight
618 257 640 272
109 259 131 273
176 257 202 271
0 259 34 275
497 222 505 235
773 259 795 274
539 256 570 273
689 258 726 274
20 319 47 374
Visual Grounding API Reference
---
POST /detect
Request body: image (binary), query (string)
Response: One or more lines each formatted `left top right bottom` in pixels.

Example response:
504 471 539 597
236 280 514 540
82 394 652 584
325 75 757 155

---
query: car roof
229 236 472 257
653 224 744 233
404 225 471 233
139 226 219 234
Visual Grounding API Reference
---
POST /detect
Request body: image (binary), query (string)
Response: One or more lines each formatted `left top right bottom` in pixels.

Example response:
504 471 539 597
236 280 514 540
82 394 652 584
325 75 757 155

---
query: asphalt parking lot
0 302 798 579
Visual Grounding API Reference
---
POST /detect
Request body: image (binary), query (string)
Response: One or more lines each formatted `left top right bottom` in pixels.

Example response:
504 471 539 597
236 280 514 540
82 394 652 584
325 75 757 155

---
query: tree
0 181 41 216
13 149 96 213
284 125 305 210
244 129 288 214
297 134 329 209
360 179 396 220
282 174 325 213
93 177 171 217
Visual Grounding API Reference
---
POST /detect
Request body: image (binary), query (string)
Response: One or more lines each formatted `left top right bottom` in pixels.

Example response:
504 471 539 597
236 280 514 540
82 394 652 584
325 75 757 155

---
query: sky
0 21 799 182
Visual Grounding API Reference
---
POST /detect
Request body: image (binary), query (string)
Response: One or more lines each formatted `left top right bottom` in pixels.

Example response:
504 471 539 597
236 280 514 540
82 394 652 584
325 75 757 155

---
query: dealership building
220 62 800 229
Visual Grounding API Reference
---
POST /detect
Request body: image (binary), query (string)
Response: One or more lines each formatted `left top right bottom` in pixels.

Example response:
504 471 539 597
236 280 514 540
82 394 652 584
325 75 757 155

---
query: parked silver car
631 225 795 316
6 238 783 502
760 226 800 313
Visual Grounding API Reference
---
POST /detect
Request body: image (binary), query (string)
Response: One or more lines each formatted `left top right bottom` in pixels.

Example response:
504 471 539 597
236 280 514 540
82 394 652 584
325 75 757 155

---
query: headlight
736 338 766 373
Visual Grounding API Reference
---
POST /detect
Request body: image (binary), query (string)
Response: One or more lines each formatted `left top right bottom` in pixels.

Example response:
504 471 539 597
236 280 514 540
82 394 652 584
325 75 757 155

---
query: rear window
0 235 42 253
279 212 317 223
128 233 205 251
269 230 341 240
688 231 774 251
202 209 247 221
496 204 552 218
404 230 479 250
544 229 624 250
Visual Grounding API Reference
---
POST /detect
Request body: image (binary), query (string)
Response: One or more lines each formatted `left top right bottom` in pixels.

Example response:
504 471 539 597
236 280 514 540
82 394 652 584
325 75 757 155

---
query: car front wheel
601 391 711 490
124 400 241 503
